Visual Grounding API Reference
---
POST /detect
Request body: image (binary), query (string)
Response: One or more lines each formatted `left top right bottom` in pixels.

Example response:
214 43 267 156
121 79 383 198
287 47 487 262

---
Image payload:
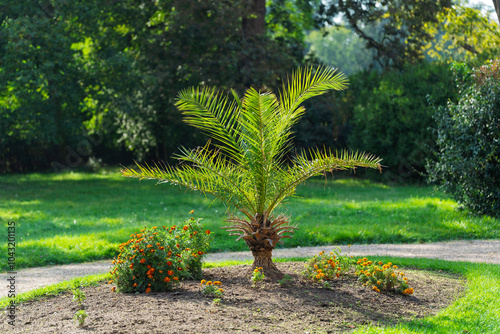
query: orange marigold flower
200 279 207 285
133 283 138 287
189 210 194 214
108 280 113 284
176 244 180 248
167 251 172 257
207 281 213 285
219 288 224 293
177 267 182 271
129 264 134 269
140 259 146 264
167 261 173 266
150 249 155 253
198 251 203 255
379 261 383 265
159 246 165 250
145 288 151 293
205 230 211 235
164 277 171 282
147 244 153 248
183 226 189 231
152 226 157 229
173 277 179 281
111 287 116 292
168 270 174 276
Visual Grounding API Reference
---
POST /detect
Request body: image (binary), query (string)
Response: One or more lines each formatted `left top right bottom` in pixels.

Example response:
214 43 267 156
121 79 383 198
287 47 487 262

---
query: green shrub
109 217 212 293
302 248 356 281
355 257 413 294
427 60 500 217
348 62 457 181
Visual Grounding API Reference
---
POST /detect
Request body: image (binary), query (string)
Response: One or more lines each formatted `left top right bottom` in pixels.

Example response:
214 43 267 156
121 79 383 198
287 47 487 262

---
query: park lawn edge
1 257 499 334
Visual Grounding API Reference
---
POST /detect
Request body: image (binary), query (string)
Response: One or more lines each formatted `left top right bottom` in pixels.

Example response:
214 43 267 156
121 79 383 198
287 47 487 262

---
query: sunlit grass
0 171 498 271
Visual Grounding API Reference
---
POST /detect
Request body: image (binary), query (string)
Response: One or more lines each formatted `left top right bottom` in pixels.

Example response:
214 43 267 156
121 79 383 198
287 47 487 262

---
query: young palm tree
122 66 382 278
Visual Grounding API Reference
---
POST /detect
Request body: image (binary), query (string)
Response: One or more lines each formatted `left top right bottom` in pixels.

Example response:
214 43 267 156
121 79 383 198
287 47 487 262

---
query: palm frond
266 149 382 213
176 86 243 162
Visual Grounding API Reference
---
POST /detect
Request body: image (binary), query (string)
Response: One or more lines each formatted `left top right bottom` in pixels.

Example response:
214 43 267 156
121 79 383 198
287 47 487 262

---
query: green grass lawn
0 170 498 271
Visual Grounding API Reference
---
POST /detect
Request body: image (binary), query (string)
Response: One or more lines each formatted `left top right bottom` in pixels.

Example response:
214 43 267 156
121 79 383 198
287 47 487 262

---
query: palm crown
122 66 382 276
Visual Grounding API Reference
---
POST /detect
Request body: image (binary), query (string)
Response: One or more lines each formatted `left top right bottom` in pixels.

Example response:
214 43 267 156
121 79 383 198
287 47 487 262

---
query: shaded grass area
1 257 499 334
0 170 498 271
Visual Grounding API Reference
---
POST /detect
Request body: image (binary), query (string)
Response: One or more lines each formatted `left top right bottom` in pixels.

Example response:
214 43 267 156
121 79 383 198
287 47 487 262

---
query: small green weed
251 267 265 288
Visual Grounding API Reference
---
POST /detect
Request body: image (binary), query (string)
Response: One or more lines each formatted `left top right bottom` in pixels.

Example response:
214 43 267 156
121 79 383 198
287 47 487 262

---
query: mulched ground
1 262 466 333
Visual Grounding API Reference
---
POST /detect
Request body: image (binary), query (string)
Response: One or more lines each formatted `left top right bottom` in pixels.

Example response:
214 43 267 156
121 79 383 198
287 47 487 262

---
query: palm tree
122 66 382 278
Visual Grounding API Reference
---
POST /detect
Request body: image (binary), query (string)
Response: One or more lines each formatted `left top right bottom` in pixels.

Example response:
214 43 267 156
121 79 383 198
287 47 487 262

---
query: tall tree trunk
242 0 266 39
494 0 500 23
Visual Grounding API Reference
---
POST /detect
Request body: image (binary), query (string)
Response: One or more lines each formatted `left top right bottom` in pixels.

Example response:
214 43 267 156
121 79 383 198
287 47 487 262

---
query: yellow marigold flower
393 265 398 269
372 286 378 291
111 287 116 292
377 281 381 285
214 281 222 285
367 261 372 265
108 280 113 284
254 269 259 273
363 258 368 262
207 281 213 285
189 210 194 214
219 288 224 293
378 261 383 265
391 273 396 277
201 279 207 284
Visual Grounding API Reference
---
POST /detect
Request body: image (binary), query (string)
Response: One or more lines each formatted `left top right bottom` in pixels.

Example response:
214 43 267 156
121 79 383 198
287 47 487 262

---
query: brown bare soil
1 262 465 334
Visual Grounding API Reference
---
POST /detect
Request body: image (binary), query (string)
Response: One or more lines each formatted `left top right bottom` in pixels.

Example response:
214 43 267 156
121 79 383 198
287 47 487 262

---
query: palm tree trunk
245 239 284 280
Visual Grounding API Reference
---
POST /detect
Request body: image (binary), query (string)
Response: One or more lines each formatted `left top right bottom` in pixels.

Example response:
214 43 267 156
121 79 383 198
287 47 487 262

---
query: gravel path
1 239 499 299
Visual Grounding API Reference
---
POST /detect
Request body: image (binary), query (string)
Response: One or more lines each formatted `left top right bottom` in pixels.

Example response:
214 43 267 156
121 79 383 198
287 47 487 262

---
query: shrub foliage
109 217 212 293
427 60 500 217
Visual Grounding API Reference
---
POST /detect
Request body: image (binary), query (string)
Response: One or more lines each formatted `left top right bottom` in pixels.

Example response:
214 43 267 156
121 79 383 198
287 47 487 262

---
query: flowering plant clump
355 257 414 295
303 248 356 282
199 279 224 298
251 267 265 287
109 214 212 293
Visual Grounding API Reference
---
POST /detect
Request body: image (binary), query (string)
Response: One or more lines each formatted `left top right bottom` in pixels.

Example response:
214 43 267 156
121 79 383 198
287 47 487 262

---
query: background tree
315 0 453 69
427 60 500 217
423 4 500 65
122 67 382 277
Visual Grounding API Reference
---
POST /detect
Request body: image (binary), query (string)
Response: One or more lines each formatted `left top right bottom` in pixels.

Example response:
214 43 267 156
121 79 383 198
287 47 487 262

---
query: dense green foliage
0 0 310 172
427 60 500 217
1 172 498 271
347 62 458 181
316 0 452 69
110 220 211 293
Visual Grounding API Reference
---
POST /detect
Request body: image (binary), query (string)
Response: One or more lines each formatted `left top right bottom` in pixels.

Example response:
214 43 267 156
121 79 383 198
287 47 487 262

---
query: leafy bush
427 60 500 217
302 248 355 281
109 217 212 293
348 62 457 181
355 258 413 294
